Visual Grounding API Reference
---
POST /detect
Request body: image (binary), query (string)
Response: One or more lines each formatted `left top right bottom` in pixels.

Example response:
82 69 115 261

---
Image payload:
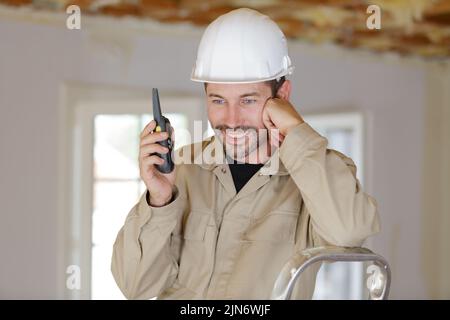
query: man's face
206 82 272 162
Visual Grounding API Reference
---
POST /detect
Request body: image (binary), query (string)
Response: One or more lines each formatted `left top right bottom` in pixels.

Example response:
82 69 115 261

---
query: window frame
304 112 365 184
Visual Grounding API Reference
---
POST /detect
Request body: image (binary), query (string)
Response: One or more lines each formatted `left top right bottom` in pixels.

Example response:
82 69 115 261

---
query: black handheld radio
152 88 174 173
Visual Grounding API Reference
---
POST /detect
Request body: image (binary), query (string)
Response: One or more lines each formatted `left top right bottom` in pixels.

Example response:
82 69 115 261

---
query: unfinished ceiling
2 0 450 59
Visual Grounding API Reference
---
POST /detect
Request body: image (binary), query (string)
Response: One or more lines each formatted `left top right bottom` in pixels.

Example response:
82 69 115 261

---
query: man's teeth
225 131 246 138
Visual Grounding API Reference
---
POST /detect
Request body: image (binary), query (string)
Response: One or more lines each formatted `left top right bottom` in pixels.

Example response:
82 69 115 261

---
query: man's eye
242 98 257 105
212 99 225 105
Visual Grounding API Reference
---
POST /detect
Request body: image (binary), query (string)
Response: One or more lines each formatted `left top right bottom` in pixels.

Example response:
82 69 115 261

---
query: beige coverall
111 122 380 299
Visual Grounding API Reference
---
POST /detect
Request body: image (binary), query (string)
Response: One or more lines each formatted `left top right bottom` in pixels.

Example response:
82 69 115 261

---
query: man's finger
262 107 276 130
140 120 157 139
142 155 165 167
140 131 169 146
140 144 169 159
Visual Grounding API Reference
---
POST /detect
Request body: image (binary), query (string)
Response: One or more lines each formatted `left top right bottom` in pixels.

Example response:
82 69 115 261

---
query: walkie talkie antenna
152 88 166 131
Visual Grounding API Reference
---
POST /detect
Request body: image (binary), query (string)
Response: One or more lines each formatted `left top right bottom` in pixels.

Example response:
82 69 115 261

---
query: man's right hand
139 120 176 207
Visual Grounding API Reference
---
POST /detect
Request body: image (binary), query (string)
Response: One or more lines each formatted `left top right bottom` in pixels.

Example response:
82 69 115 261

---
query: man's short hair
267 76 286 98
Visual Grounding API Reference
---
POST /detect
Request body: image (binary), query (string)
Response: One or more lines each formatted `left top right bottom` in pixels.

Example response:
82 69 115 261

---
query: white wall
0 7 448 299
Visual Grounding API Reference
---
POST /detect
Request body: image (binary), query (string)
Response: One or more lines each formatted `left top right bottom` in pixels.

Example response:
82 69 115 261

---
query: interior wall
0 9 448 299
422 65 450 299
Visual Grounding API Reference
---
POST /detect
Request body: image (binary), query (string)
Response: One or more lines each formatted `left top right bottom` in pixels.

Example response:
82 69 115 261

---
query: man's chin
224 144 258 161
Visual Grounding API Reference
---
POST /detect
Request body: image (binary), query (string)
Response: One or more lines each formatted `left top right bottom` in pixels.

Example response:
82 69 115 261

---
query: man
111 8 380 300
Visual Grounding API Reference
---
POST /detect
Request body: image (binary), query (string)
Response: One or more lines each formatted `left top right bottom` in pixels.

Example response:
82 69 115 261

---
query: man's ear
276 79 291 100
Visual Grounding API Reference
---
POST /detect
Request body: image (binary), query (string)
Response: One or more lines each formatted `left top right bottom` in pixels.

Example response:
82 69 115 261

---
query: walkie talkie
152 88 174 173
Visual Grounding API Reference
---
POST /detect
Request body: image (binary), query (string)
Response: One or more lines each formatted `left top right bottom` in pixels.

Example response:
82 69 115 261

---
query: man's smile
223 129 250 145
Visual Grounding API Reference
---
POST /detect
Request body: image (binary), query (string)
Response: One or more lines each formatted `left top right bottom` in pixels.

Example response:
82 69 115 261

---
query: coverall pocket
243 211 298 244
182 210 210 241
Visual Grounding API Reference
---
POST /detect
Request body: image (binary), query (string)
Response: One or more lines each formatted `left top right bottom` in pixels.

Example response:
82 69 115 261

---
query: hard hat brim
190 66 294 84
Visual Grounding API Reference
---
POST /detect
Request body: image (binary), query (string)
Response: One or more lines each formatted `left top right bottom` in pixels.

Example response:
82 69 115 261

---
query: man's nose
224 105 242 128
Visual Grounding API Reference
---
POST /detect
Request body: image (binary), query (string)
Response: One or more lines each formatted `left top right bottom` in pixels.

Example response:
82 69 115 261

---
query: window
64 88 203 299
92 114 188 299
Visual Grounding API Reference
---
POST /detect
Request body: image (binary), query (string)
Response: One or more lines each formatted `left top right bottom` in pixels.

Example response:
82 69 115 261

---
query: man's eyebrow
208 93 225 99
239 92 260 98
207 92 261 99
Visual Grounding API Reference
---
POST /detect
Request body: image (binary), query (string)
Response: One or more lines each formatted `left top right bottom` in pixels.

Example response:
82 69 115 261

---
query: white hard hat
191 8 294 84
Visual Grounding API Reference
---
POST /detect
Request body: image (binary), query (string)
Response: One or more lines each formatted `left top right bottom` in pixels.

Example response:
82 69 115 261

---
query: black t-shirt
228 161 264 193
